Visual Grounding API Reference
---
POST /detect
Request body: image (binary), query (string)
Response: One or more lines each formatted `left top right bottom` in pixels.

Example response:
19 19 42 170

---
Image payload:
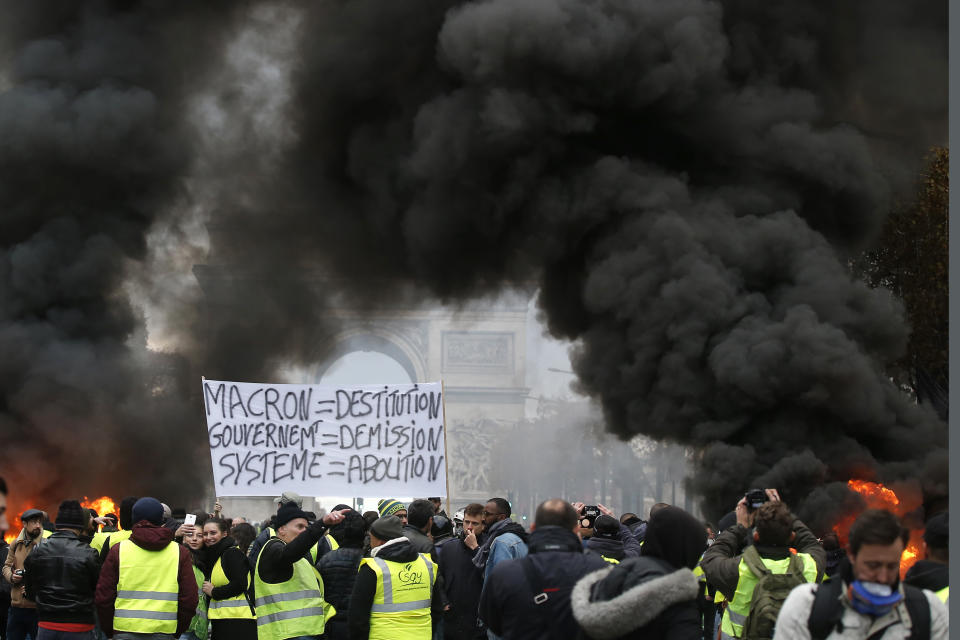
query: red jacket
94 521 198 636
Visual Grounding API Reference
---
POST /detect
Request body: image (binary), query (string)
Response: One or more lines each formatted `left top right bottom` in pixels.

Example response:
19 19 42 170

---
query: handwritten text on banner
202 379 446 497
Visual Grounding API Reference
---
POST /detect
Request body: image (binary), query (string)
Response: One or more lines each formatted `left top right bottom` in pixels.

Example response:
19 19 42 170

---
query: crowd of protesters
0 478 949 640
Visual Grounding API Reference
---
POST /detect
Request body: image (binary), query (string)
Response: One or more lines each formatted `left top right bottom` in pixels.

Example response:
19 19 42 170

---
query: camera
744 489 768 510
13 569 24 577
579 505 601 528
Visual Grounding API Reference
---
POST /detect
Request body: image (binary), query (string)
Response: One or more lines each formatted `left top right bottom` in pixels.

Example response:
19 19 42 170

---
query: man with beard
438 503 486 639
3 509 48 640
473 498 527 582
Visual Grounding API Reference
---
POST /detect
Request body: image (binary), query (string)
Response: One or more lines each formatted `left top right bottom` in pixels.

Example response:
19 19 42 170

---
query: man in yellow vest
701 492 823 640
348 515 441 640
247 492 339 568
95 497 198 639
253 501 348 640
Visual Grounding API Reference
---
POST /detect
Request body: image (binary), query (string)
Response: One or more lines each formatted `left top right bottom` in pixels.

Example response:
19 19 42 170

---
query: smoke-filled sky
0 0 947 523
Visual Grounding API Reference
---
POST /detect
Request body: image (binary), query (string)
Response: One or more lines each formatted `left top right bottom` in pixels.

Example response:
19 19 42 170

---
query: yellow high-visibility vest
253 539 326 640
106 530 132 549
308 533 340 565
361 553 437 640
114 539 181 634
936 586 948 604
207 550 255 621
188 565 209 640
719 549 818 640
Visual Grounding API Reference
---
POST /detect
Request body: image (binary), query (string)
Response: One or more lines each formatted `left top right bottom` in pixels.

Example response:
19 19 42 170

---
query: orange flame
1 496 120 543
81 496 119 517
839 480 922 578
80 496 120 532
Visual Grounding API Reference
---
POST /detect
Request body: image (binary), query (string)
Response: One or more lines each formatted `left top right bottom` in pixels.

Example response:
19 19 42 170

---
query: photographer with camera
701 489 824 640
438 504 486 639
575 504 641 563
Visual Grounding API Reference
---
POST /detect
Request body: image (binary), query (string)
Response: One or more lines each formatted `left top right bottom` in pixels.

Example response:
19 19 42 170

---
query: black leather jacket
23 530 100 624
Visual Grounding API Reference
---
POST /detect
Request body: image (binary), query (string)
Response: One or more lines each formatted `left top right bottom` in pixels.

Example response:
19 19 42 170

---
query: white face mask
706 538 715 546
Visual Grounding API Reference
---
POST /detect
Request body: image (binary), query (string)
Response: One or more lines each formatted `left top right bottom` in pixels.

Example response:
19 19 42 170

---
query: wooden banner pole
442 380 452 516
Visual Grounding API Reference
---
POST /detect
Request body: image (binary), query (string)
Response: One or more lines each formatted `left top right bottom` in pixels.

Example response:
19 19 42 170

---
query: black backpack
807 578 931 640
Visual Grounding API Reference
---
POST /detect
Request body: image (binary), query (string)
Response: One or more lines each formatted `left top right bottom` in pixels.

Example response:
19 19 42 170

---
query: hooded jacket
904 560 948 595
574 506 706 640
95 520 199 637
348 537 444 639
474 518 529 581
478 526 609 640
572 557 701 640
23 530 100 625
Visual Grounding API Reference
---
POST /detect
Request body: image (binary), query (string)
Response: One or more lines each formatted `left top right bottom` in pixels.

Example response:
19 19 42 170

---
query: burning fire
837 480 923 578
2 495 119 544
81 496 119 521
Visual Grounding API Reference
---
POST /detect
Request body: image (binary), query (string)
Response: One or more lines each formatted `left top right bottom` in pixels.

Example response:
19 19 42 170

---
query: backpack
740 546 808 640
807 577 931 640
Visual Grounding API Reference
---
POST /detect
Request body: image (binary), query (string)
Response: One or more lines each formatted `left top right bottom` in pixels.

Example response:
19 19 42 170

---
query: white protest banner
202 379 446 498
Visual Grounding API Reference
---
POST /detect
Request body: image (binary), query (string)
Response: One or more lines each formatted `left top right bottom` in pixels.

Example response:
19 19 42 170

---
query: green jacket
700 518 825 601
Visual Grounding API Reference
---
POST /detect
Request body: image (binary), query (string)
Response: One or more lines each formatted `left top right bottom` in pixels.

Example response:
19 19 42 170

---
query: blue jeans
37 630 96 640
6 608 38 640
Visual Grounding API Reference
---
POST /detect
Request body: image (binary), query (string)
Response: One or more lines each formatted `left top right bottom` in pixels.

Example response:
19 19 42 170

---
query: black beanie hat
276 502 309 528
924 512 948 549
594 514 620 538
56 500 88 531
132 497 165 526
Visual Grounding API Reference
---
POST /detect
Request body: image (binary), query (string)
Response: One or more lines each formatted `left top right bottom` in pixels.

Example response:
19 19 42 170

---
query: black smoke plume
206 0 942 523
0 1 241 509
0 0 947 524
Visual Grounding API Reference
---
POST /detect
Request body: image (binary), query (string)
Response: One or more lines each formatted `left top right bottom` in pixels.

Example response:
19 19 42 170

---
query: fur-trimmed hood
572 557 699 639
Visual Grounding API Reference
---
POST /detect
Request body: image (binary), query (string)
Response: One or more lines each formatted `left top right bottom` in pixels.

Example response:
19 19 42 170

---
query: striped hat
378 499 405 518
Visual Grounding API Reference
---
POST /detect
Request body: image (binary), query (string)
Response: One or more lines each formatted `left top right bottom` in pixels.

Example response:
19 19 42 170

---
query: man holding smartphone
438 504 486 639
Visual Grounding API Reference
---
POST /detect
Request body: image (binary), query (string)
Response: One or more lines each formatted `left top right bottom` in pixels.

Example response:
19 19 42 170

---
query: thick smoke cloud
0 0 947 522
210 0 943 521
0 1 240 508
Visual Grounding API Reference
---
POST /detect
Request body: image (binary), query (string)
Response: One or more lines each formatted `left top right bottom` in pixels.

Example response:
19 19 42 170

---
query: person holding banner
199 518 255 640
253 502 348 640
